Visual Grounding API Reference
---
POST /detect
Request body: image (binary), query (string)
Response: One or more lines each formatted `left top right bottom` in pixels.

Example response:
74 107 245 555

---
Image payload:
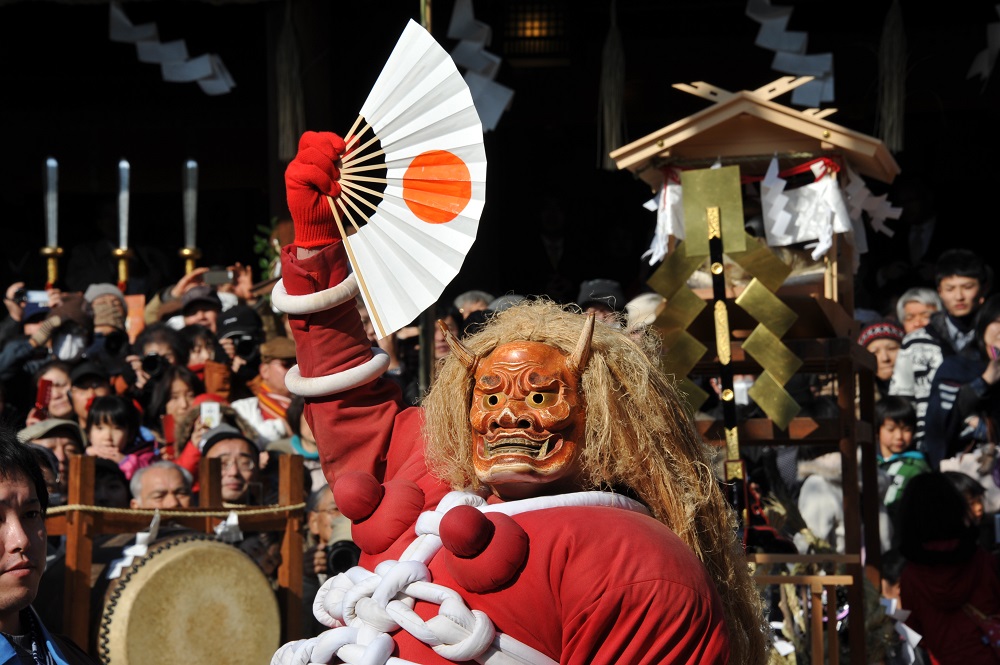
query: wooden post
199 457 223 533
826 583 840 665
858 358 883 590
63 455 95 651
277 454 305 642
811 583 824 665
837 357 866 661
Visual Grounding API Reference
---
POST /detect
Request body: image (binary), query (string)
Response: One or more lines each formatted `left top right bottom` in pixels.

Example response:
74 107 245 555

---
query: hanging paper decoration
447 0 513 132
760 157 792 246
328 20 487 339
640 158 900 267
745 0 833 106
968 4 1000 90
109 2 235 95
641 170 683 265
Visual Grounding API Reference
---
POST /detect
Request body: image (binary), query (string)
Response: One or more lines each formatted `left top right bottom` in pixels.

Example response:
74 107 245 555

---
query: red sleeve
280 243 409 490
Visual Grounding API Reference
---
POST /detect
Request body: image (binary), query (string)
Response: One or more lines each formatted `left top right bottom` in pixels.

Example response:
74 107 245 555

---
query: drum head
99 535 280 665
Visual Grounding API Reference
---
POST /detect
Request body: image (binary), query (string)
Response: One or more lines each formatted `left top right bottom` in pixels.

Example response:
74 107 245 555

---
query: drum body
95 529 280 665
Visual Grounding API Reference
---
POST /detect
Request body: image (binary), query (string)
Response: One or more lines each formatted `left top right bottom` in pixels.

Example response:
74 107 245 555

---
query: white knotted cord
273 491 650 665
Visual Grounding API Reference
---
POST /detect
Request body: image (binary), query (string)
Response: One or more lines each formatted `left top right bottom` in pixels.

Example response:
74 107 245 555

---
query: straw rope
875 0 906 153
47 502 306 519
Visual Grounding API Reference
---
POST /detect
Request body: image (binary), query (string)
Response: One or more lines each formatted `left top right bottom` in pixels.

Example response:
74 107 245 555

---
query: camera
325 540 361 575
233 335 258 359
12 287 27 304
141 353 168 378
203 268 234 287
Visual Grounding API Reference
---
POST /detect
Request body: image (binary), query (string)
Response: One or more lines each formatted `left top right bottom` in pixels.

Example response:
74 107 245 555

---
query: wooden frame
679 292 880 661
45 454 306 654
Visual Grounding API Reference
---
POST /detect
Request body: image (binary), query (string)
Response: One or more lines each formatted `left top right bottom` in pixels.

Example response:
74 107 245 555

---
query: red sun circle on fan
402 150 472 224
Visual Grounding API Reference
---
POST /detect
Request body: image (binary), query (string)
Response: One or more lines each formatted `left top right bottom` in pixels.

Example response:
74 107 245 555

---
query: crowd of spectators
6 223 1000 662
1 252 659 648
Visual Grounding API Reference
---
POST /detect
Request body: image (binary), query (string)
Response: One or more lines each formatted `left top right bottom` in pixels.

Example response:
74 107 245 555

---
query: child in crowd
877 397 931 520
85 394 156 480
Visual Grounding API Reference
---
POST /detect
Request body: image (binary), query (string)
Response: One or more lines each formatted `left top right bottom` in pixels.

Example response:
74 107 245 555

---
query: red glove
285 131 348 248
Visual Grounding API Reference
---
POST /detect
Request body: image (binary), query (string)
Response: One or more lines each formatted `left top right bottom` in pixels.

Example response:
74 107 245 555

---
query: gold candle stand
111 247 134 290
40 246 64 288
179 247 201 275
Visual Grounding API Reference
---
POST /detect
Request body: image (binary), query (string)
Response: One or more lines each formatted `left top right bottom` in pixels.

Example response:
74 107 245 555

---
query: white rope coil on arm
285 348 390 397
271 273 360 315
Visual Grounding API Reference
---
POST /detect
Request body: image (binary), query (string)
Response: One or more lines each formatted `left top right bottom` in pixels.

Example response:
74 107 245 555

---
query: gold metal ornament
714 300 731 365
727 233 793 292
654 286 706 331
675 377 710 412
647 240 706 299
680 166 745 256
735 278 798 338
747 371 801 430
742 325 803 385
660 327 709 379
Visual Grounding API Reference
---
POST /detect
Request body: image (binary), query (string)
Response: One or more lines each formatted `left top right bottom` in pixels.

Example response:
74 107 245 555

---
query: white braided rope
284 348 390 397
276 491 646 665
270 273 360 315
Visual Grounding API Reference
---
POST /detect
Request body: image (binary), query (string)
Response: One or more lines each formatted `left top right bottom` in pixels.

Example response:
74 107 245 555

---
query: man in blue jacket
0 426 93 665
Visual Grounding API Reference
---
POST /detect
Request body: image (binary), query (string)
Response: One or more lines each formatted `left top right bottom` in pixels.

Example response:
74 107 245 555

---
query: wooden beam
752 76 815 101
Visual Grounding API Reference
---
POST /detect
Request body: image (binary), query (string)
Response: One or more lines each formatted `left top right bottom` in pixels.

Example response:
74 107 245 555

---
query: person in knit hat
858 320 905 399
83 283 130 361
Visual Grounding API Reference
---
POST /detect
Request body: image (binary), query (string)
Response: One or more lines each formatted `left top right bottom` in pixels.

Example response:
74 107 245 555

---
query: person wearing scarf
230 337 295 444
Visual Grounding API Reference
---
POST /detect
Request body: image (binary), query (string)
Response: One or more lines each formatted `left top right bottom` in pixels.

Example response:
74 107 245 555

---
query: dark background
1 0 998 312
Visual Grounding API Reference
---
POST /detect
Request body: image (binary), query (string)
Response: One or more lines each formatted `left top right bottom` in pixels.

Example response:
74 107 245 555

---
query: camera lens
326 541 361 575
235 336 257 359
13 287 27 304
141 353 166 378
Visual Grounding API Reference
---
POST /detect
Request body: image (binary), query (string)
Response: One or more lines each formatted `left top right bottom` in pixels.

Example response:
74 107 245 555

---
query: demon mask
440 316 594 500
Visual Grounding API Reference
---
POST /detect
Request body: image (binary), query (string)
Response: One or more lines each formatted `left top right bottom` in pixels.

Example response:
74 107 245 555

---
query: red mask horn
566 313 595 378
438 319 479 374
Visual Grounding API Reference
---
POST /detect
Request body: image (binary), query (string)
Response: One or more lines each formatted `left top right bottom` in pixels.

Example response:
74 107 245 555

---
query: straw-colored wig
422 299 768 665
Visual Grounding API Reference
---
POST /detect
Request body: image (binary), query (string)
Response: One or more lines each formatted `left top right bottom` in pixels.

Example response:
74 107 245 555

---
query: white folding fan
327 19 487 339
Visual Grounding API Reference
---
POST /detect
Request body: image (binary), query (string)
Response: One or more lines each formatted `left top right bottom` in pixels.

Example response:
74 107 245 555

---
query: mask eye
525 391 558 409
481 393 507 409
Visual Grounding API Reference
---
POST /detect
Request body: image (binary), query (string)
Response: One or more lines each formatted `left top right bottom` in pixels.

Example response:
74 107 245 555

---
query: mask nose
491 405 532 431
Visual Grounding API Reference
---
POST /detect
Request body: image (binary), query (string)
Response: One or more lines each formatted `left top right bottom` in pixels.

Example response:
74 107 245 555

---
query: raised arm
279 131 407 489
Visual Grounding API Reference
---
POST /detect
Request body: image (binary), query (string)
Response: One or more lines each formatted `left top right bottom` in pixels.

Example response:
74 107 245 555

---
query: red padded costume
282 241 730 664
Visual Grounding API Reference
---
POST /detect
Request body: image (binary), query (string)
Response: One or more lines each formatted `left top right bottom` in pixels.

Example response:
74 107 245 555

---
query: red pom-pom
440 505 495 558
334 472 384 522
442 512 529 593
337 477 425 555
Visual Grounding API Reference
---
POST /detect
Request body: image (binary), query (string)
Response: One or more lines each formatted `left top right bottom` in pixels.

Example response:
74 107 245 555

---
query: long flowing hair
422 299 767 665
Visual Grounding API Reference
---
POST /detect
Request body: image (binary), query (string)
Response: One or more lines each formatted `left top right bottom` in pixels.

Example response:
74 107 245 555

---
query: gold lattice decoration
649 166 802 431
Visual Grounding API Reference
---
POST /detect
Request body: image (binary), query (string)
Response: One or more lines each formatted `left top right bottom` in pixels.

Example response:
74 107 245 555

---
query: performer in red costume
270 132 767 665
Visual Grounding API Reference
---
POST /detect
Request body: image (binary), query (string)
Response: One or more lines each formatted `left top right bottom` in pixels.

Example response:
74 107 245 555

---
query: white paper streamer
969 5 1000 86
745 0 834 106
109 3 234 96
761 156 792 245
